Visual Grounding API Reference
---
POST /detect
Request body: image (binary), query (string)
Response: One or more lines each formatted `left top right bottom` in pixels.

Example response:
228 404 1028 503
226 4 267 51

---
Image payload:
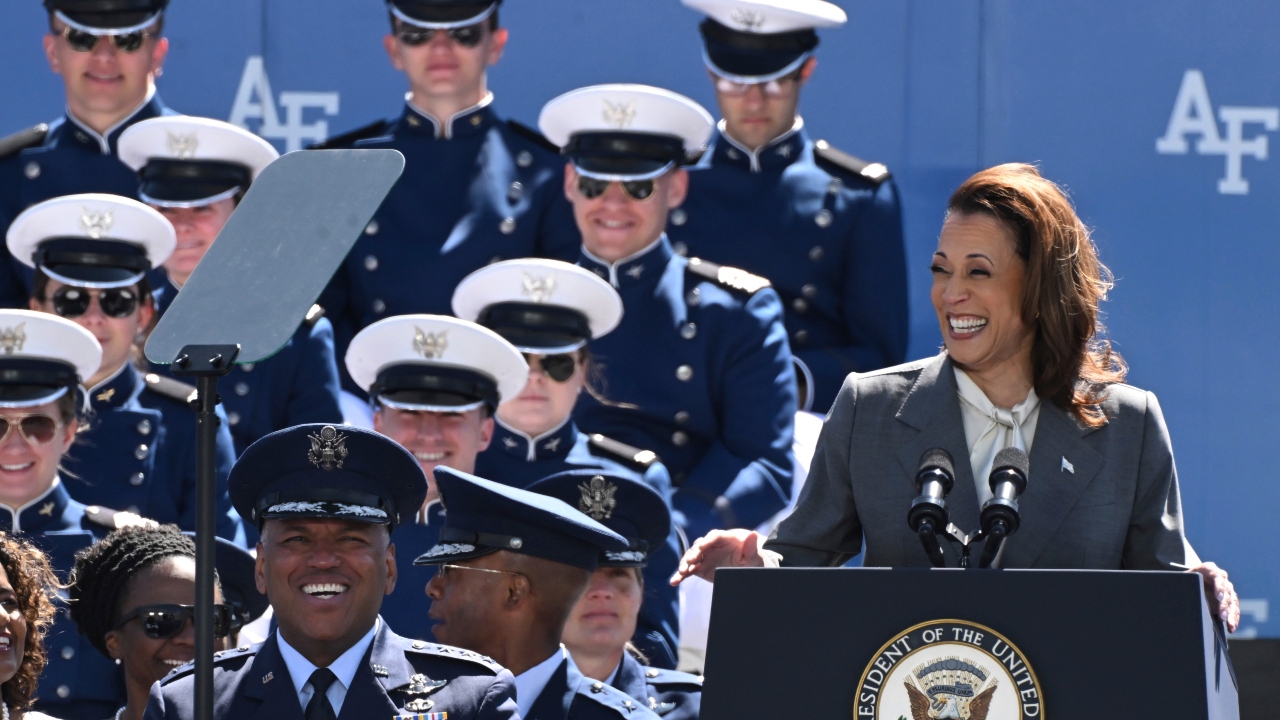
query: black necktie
304 668 339 720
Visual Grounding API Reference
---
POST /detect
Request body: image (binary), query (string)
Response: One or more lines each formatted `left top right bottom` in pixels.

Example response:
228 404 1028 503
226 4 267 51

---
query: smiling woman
0 533 59 720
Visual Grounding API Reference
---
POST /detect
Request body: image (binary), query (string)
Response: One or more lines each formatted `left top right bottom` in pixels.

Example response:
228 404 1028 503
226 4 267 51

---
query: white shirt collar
406 91 494 140
514 645 570 718
606 659 622 687
276 619 380 714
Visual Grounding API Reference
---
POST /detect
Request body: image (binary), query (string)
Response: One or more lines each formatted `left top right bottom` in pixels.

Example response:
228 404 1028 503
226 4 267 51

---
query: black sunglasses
396 23 484 48
523 353 578 383
51 286 139 319
576 176 656 202
114 603 234 640
61 26 151 53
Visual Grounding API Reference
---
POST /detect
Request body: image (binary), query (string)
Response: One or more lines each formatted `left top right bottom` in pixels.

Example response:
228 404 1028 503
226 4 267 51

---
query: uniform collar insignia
166 131 199 158
543 437 561 452
578 475 617 520
521 273 556 303
80 207 113 238
38 501 55 517
602 100 637 129
0 324 25 355
413 328 447 359
371 663 389 677
307 425 349 470
95 388 115 402
262 671 274 684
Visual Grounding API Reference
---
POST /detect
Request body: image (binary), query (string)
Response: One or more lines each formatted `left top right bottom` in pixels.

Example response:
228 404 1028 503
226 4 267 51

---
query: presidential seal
853 619 1042 720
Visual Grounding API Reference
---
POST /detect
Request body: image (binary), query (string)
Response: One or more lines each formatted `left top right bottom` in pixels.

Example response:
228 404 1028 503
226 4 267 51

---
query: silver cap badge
0 323 26 355
165 131 200 159
80 208 113 239
578 475 618 520
413 327 447 359
730 8 766 30
602 100 637 129
306 425 348 470
521 273 556 303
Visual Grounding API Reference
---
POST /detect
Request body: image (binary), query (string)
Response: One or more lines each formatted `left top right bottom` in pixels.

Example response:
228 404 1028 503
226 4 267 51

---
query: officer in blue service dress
118 116 344 456
144 423 521 720
310 0 579 393
454 258 683 669
538 84 798 542
0 0 175 307
344 314 528 643
531 470 701 720
668 0 909 412
6 193 239 539
419 467 661 720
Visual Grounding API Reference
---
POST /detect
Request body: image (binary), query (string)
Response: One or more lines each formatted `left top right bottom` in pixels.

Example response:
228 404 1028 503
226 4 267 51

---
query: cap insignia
307 425 348 470
413 327 448 359
521 272 556 303
578 475 618 520
267 501 326 514
80 208 113 239
605 550 646 563
730 8 767 30
0 323 26 355
165 131 199 159
335 503 388 519
420 543 475 558
602 100 637 129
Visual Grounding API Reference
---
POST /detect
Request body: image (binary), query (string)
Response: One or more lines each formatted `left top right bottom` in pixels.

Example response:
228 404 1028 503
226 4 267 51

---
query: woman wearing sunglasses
6 193 239 542
453 258 685 670
0 532 63 720
68 524 232 720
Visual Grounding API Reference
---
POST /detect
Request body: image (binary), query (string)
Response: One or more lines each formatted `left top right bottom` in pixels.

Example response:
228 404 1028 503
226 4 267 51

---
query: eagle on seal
905 681 996 720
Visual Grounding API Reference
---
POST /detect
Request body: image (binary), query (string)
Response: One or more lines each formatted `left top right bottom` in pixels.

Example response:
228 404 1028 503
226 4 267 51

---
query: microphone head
918 448 954 477
992 447 1029 477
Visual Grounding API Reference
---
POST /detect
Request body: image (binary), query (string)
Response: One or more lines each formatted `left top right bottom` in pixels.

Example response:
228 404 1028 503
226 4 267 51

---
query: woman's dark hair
0 533 59 712
578 346 637 410
66 525 197 658
947 163 1126 427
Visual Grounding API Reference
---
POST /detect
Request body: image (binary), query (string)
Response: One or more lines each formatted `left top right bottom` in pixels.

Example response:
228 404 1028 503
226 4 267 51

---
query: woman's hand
670 529 766 585
1190 561 1240 632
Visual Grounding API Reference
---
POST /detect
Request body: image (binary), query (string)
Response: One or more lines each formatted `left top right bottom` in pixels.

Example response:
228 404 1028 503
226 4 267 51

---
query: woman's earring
115 658 122 665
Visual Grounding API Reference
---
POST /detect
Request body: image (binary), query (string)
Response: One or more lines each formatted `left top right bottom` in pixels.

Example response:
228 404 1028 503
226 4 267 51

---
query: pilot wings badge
0 323 25 355
166 131 199 159
602 100 637 129
578 475 617 520
413 328 447 359
307 425 348 470
80 208 113 239
521 273 556 303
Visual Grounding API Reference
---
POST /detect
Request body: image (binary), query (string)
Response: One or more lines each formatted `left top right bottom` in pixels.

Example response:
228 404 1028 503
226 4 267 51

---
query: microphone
978 447 1029 568
907 448 954 567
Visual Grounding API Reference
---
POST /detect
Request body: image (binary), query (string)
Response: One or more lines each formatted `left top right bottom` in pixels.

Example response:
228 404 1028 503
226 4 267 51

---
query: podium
701 567 1238 719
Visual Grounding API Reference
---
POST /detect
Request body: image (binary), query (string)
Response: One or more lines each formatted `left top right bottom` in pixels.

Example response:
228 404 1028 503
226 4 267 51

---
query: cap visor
42 264 145 290
413 542 499 565
0 385 70 409
704 44 810 82
573 157 672 181
139 182 241 209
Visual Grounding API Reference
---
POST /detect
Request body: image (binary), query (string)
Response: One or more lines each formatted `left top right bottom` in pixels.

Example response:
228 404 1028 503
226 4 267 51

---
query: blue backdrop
3 1 1275 636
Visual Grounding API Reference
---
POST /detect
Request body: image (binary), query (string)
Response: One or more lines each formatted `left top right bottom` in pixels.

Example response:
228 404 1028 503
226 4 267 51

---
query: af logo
229 56 340 152
854 620 1042 719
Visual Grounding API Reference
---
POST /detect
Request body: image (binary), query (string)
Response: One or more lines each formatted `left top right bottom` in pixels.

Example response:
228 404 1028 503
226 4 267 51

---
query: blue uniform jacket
152 274 344 457
667 125 908 413
7 481 121 720
574 237 797 540
379 501 446 644
143 621 519 720
524 655 660 720
66 364 239 540
611 653 701 720
474 418 682 670
0 94 175 307
315 97 580 394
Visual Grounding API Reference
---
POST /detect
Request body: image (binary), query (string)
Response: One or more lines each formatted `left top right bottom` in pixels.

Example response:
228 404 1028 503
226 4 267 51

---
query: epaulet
812 139 892 185
577 678 661 719
143 372 198 404
83 505 159 530
160 644 258 684
642 666 703 687
505 120 561 155
0 124 49 160
404 638 504 674
587 434 659 471
306 120 390 150
302 303 325 328
685 257 771 295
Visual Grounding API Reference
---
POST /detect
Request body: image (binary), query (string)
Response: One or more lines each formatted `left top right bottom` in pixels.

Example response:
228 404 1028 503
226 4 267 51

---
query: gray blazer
765 353 1197 570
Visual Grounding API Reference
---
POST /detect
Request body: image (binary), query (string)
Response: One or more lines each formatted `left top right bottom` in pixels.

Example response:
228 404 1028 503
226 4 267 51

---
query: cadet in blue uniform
118 116 343 456
668 0 909 412
309 0 579 393
7 194 239 539
144 423 520 720
454 258 683 669
420 467 660 720
345 314 528 642
0 0 175 307
531 470 701 720
538 84 798 541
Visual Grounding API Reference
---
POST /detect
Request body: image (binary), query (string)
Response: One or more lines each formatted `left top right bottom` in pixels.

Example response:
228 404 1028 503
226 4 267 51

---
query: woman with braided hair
67 526 232 720
0 532 61 720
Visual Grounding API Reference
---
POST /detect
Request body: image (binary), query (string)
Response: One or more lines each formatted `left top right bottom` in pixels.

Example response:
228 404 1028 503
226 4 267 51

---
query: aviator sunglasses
575 176 656 202
523 353 578 383
50 287 139 319
396 23 485 48
713 71 802 98
61 26 152 53
0 414 63 446
114 603 235 640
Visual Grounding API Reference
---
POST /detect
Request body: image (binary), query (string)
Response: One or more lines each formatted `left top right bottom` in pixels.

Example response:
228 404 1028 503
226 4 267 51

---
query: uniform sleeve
635 462 680 669
142 680 170 720
283 318 344 427
1122 391 1198 570
533 162 582 263
763 374 864 567
673 288 797 539
798 179 909 412
316 262 362 396
477 669 520 720
0 161 32 309
176 408 241 541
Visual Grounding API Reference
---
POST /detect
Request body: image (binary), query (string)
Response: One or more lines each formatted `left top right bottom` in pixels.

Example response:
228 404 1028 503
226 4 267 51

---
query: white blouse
953 368 1041 505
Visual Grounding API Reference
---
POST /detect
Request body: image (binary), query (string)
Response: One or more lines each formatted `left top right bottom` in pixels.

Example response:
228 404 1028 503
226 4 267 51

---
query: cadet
312 0 580 393
454 258 684 669
118 116 344 455
420 467 661 720
7 193 239 539
539 84 798 541
344 314 527 642
144 424 520 720
668 0 909 412
531 470 702 720
0 0 175 307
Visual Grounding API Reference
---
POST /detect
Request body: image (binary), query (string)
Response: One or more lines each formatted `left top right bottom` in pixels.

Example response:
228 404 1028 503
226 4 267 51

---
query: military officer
310 0 580 394
454 258 684 669
0 0 175 307
7 193 240 539
419 467 661 720
144 423 520 720
538 84 798 541
530 470 702 720
344 313 528 642
668 0 909 412
117 116 344 456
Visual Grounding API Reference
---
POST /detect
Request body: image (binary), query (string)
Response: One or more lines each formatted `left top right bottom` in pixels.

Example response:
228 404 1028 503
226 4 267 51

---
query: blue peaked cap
528 470 671 568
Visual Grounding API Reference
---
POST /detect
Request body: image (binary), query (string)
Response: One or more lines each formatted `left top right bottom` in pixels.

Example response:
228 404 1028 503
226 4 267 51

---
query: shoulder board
306 119 390 150
83 505 159 530
587 434 659 470
303 303 325 328
685 257 771 295
505 120 561 155
160 644 258 684
642 667 703 687
404 638 505 673
143 373 198 404
812 140 892 185
577 678 661 719
0 124 49 160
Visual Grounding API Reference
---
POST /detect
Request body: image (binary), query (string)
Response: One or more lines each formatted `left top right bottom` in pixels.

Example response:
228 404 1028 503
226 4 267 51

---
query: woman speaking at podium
673 163 1241 630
